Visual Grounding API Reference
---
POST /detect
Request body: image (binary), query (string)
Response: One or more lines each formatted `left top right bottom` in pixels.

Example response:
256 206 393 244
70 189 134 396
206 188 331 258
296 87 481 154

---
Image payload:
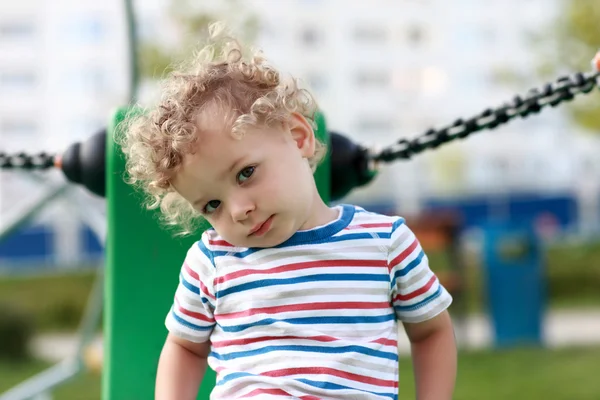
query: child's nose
230 198 255 222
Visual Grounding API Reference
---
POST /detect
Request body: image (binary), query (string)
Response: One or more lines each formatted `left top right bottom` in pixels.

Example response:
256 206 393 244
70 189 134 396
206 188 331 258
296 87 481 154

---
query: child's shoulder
182 228 235 258
345 203 405 227
197 228 236 251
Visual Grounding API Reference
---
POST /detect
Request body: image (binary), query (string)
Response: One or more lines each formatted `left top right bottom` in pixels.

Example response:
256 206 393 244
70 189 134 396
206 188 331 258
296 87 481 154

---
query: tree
138 0 259 81
539 0 600 131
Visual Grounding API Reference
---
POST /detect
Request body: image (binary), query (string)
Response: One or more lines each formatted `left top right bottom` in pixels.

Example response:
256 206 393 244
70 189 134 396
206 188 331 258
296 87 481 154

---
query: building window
64 68 107 94
355 70 390 88
305 72 328 92
299 26 322 47
0 20 35 40
406 25 426 46
352 25 387 43
64 16 105 43
355 117 394 134
70 116 106 139
1 119 38 136
0 71 37 91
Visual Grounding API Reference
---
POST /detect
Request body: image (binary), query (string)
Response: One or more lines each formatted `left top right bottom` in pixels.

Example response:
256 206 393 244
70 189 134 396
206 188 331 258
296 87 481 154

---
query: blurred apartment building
1 0 599 267
0 0 130 267
0 0 131 153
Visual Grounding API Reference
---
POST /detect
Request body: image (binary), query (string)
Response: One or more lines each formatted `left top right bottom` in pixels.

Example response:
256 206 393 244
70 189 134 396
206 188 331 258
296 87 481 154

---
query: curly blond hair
118 23 326 236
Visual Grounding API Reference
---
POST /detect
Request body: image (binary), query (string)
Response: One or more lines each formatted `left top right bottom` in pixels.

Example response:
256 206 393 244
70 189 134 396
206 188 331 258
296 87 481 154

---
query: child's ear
288 112 316 158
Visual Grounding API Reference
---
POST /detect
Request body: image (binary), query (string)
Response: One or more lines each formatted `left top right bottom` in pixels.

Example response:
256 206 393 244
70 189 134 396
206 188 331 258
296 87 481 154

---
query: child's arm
387 217 456 399
156 333 211 400
403 310 456 400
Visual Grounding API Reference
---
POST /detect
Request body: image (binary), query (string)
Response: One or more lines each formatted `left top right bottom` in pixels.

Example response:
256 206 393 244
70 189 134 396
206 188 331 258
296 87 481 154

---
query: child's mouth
249 215 274 236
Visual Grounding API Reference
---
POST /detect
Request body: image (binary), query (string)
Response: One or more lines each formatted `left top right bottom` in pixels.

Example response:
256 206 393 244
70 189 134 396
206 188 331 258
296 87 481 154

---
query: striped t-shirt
166 204 452 399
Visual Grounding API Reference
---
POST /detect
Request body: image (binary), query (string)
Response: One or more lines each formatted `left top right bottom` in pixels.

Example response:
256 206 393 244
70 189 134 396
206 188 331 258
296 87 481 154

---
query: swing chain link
372 70 600 163
0 151 56 170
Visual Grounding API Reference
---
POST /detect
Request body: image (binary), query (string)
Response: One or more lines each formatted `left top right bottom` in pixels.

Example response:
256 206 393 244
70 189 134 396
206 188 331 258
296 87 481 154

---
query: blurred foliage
469 240 600 313
545 240 600 307
0 270 96 332
138 0 259 80
536 0 600 132
0 302 34 361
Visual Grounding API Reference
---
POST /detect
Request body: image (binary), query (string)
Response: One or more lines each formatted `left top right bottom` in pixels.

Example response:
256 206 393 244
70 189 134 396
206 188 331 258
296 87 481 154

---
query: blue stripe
394 286 442 312
196 239 214 264
297 379 396 400
180 273 200 295
211 342 399 362
215 373 395 399
170 309 214 331
208 231 392 259
180 274 215 307
283 204 355 245
218 313 395 333
299 232 392 246
391 217 406 233
214 371 254 386
217 273 389 298
391 250 426 288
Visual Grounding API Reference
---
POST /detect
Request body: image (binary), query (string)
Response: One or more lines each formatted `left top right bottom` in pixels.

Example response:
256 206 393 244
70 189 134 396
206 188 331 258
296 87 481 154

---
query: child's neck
299 192 340 231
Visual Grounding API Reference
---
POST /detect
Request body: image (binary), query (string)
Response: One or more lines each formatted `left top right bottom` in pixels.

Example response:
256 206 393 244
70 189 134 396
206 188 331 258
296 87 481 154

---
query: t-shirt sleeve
388 217 453 323
165 233 216 343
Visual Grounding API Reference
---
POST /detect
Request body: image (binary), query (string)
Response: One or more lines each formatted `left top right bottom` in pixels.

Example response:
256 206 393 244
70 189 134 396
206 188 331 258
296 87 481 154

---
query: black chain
372 70 600 163
2 70 598 171
0 152 56 170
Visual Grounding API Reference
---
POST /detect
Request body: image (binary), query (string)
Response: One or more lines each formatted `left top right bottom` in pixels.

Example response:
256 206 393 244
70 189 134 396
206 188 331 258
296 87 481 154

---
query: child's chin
247 232 293 249
248 237 285 249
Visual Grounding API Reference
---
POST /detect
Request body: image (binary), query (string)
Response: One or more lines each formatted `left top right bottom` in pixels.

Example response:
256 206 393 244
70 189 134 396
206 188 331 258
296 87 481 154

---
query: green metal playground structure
104 107 331 399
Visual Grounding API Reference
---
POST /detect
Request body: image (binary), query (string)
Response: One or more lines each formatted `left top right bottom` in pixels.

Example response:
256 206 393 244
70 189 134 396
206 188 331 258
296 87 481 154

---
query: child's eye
203 200 221 214
237 166 255 183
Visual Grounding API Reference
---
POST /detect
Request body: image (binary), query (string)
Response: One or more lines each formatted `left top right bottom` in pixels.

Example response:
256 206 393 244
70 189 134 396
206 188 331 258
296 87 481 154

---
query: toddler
121 23 456 400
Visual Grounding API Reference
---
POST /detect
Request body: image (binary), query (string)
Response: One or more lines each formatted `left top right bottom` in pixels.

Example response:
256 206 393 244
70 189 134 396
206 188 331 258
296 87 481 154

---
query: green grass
0 358 50 392
0 269 99 332
545 241 600 308
2 346 600 399
0 359 101 399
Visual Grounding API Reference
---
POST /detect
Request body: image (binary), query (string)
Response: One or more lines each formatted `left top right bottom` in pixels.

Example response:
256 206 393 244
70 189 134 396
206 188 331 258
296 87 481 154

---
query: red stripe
184 262 216 300
174 297 214 323
393 275 437 302
261 367 398 388
241 388 318 399
212 334 397 349
345 222 392 230
212 335 339 348
199 280 216 300
370 337 397 346
389 239 419 271
215 301 390 320
183 262 199 280
241 388 288 398
219 259 387 283
208 239 234 247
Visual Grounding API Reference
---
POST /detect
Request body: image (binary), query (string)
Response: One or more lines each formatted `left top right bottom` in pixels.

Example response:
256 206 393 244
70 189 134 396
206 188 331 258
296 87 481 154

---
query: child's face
171 112 319 248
